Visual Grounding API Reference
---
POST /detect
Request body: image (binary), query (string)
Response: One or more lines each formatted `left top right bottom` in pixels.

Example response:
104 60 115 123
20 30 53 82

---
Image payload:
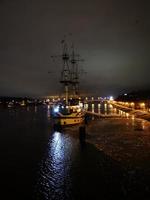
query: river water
1 102 150 199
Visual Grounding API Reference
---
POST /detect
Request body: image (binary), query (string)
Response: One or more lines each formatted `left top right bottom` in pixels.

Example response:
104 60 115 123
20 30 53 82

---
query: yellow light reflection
113 108 117 114
142 121 145 130
131 115 135 126
92 103 94 112
131 115 135 120
126 113 129 118
98 103 101 114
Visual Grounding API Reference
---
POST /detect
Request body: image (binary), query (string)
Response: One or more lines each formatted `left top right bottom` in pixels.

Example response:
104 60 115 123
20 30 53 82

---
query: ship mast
60 40 71 105
70 45 79 96
51 38 84 103
70 44 84 97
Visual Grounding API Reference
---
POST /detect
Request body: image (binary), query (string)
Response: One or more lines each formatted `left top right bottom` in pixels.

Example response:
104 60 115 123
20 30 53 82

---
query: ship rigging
50 38 85 126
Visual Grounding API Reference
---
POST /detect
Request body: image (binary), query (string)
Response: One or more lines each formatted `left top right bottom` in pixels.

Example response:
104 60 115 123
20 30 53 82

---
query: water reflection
34 106 37 113
142 120 145 130
104 103 107 114
98 103 100 114
87 102 141 122
35 131 73 200
47 105 51 119
131 115 135 126
84 103 88 110
87 102 149 135
92 103 94 113
1 104 150 200
125 113 129 119
36 102 149 200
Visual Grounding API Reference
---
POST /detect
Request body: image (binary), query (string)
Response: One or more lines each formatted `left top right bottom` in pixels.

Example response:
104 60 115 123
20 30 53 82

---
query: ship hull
54 115 84 126
52 110 85 126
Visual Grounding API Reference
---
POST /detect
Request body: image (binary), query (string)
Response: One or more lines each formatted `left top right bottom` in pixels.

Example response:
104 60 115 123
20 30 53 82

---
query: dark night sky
1 0 150 97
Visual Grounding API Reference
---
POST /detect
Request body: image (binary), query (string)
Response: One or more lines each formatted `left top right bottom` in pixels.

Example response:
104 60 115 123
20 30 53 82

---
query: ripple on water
34 131 76 200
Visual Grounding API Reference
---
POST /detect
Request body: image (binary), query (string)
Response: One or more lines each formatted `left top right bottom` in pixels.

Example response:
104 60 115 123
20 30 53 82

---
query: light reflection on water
47 105 51 119
142 120 145 130
34 102 149 199
98 103 100 114
87 102 148 131
1 104 150 200
34 106 37 113
131 115 135 126
92 103 94 113
35 131 75 200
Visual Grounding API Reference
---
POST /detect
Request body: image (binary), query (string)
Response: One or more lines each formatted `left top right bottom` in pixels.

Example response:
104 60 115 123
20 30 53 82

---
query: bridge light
140 102 145 109
130 102 135 108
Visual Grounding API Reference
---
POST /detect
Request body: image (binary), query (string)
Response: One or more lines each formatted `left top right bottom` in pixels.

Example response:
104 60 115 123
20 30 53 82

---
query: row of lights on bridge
45 96 113 102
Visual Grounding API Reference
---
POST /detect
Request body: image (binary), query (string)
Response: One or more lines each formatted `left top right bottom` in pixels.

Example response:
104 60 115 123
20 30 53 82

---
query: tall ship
51 39 85 126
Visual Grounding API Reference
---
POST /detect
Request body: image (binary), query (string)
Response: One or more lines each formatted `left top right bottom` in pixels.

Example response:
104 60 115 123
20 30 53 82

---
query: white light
79 102 83 107
109 96 114 101
46 98 50 103
54 106 59 113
